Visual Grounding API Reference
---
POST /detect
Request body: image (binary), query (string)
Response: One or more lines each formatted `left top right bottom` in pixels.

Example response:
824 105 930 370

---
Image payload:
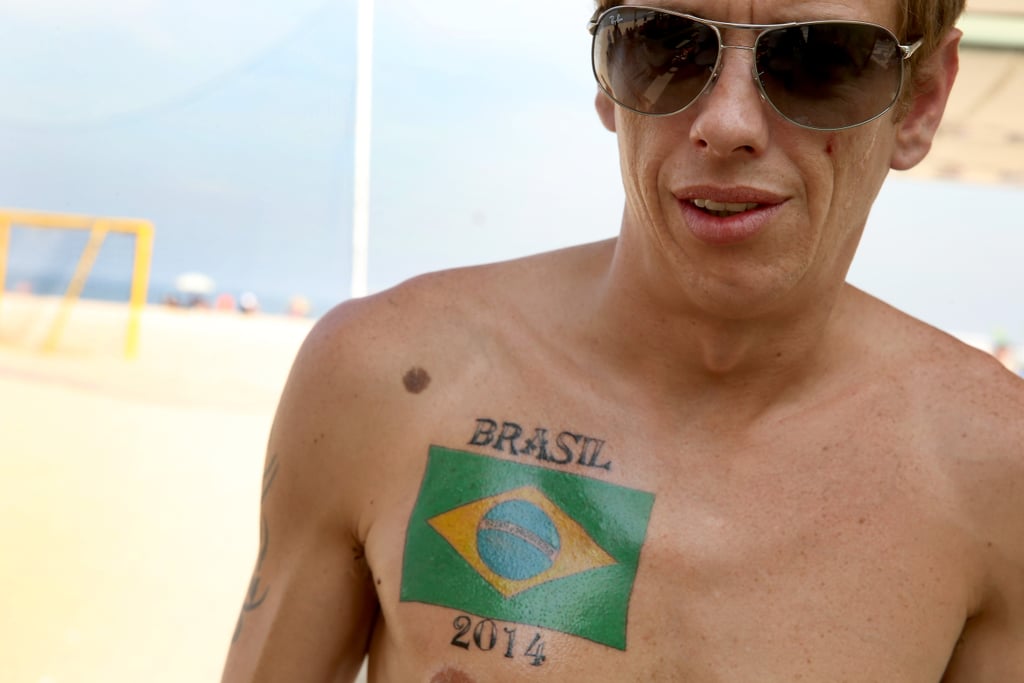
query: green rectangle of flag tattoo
400 446 655 650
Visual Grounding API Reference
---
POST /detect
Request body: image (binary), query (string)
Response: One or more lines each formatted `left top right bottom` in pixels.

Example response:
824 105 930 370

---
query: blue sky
0 0 1021 343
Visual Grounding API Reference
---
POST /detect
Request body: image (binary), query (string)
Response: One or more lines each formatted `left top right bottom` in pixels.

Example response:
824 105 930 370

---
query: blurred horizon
1 0 1022 339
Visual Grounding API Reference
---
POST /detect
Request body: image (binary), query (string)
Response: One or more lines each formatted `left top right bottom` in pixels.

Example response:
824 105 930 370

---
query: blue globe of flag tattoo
476 499 561 581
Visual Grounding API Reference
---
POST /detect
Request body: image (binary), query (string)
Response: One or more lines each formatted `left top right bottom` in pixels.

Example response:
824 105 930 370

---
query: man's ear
891 28 961 171
595 90 617 132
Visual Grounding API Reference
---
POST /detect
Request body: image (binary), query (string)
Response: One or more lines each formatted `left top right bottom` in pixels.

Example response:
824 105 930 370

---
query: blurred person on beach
239 291 261 315
222 0 1024 680
288 295 312 318
216 292 239 312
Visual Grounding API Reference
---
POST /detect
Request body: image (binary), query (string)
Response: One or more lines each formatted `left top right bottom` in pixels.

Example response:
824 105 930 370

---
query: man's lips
691 198 762 218
675 186 787 210
673 187 788 245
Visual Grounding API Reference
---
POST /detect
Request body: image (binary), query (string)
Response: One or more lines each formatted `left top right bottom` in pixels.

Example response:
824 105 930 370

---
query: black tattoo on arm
262 453 279 501
232 453 279 643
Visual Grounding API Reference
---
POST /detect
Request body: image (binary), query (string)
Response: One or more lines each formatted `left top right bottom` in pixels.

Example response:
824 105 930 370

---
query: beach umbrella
174 271 216 295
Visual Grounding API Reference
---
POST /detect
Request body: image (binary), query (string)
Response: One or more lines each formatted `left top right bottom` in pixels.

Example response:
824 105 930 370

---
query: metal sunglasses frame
588 5 923 131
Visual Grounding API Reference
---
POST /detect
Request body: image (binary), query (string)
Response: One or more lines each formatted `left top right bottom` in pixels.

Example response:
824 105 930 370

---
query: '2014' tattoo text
469 418 612 471
451 614 548 666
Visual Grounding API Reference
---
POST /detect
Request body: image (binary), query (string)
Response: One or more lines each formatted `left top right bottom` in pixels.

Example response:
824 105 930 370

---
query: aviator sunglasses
589 6 922 131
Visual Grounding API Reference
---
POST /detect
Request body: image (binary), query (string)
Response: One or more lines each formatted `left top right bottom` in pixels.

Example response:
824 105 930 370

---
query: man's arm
222 306 381 682
941 365 1024 681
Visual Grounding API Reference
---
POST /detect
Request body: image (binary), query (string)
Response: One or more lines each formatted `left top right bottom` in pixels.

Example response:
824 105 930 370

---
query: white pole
350 0 374 298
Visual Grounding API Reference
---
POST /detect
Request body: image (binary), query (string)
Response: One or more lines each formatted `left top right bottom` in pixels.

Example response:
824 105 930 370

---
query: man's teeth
692 198 760 216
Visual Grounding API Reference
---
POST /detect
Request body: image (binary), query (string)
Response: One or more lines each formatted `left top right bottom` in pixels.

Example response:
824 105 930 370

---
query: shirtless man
222 0 1024 680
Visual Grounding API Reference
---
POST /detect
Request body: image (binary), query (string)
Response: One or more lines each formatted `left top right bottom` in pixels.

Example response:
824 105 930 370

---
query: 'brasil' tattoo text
469 418 612 472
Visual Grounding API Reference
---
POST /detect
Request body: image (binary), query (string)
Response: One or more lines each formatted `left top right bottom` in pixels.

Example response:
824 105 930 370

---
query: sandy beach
0 294 369 681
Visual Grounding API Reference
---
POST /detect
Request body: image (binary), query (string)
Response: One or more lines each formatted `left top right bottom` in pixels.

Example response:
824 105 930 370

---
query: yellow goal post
0 208 155 358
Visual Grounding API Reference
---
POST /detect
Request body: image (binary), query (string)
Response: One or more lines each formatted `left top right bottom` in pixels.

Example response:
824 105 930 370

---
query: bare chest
361 409 973 682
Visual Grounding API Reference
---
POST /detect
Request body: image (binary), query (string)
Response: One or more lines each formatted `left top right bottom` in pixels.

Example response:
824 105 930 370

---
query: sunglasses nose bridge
707 43 763 101
713 42 756 77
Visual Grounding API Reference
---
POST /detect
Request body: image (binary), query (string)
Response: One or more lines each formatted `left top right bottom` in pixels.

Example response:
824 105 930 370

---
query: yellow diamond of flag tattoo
401 446 655 650
428 485 617 598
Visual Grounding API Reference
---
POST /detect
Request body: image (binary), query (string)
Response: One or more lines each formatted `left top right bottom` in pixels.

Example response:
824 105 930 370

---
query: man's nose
688 44 772 157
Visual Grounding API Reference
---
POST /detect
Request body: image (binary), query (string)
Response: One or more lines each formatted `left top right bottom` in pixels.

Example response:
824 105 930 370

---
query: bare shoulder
278 239 615 508
865 296 1024 485
306 239 611 357
895 311 1024 468
297 241 605 384
297 238 614 387
912 321 1024 541
856 293 1024 676
848 290 1023 446
845 289 1024 547
276 264 504 481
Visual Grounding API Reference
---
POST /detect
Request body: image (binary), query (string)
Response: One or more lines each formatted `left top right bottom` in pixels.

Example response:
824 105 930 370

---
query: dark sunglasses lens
756 23 904 129
592 8 719 115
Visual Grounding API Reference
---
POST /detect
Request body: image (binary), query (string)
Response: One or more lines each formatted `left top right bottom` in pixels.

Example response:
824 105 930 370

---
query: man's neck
578 241 858 427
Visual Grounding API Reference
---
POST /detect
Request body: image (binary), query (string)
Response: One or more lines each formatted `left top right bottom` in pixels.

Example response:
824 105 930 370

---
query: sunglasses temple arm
901 38 923 59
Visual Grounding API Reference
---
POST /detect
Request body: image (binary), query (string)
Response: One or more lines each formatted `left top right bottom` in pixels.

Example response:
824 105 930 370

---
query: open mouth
690 198 761 218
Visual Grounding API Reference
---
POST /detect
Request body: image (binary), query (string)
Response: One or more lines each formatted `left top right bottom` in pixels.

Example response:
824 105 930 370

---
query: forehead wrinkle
618 0 699 13
621 0 897 28
639 0 754 23
760 0 900 28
